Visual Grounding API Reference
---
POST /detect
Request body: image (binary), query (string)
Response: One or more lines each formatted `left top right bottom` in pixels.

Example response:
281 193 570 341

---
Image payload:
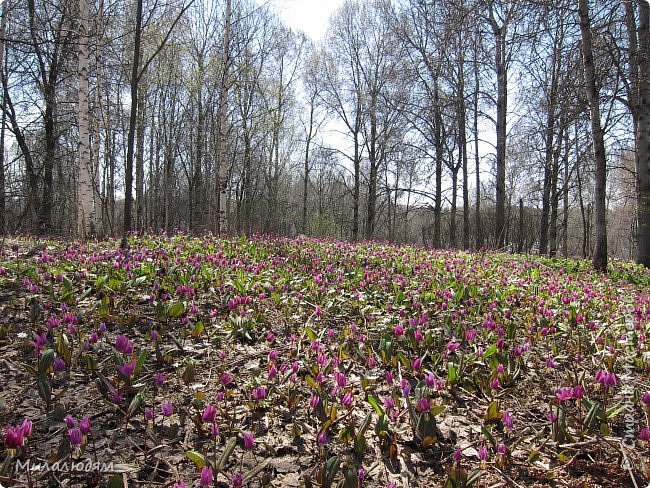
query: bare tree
578 0 608 272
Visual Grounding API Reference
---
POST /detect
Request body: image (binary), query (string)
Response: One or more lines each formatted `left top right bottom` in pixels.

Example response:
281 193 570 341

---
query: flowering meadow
0 234 649 487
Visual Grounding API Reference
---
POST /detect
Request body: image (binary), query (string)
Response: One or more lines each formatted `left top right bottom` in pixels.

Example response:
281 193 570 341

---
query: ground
0 234 648 487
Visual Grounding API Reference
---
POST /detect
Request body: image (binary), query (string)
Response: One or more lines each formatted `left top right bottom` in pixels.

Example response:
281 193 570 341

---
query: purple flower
54 357 66 372
640 427 650 442
232 472 243 488
115 335 130 354
173 481 186 488
4 425 25 449
385 370 393 385
383 396 395 411
401 379 411 397
65 415 76 429
334 371 347 388
490 377 500 390
309 395 320 409
154 373 165 388
556 387 573 403
243 431 254 450
268 363 278 379
317 431 327 445
118 360 136 378
68 427 83 446
411 357 422 371
150 329 159 342
393 324 404 337
200 466 213 487
145 408 154 421
641 392 650 406
342 392 353 408
478 444 489 461
202 404 217 423
161 402 173 417
79 416 91 435
496 443 507 456
221 373 233 386
417 397 431 412
502 410 514 431
211 423 221 436
20 419 33 439
453 447 462 462
357 467 365 487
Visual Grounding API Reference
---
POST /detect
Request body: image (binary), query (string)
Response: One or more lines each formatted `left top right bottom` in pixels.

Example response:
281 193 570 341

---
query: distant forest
0 0 648 270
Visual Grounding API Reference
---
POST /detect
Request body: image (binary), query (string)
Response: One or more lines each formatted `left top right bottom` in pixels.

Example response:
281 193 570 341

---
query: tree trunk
629 1 650 267
216 0 231 236
578 0 608 272
473 43 482 249
0 0 6 236
135 84 146 233
489 5 507 249
77 0 95 239
433 79 443 248
122 0 143 247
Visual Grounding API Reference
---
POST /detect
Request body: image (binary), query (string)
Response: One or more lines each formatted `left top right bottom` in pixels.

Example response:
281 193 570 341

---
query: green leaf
186 450 208 469
218 437 238 470
127 391 146 416
367 394 385 416
107 474 123 488
243 458 271 482
447 365 457 384
39 349 55 375
37 376 52 405
135 350 148 377
168 302 185 318
482 344 497 359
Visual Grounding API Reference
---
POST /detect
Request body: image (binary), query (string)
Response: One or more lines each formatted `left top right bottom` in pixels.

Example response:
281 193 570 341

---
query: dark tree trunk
578 0 608 272
122 0 143 247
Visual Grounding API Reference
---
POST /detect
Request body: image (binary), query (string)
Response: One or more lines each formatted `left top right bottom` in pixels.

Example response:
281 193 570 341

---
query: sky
274 0 347 41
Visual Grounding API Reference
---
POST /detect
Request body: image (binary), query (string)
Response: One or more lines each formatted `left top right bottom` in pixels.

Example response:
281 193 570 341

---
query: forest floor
0 234 649 488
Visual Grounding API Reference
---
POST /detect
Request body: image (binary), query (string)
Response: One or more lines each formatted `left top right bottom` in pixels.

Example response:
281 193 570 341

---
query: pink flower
478 444 489 461
232 472 243 488
118 360 136 378
4 425 25 449
200 466 213 487
342 392 353 408
383 396 395 411
641 392 650 406
68 427 83 446
309 395 320 409
393 324 404 337
202 404 217 423
502 410 514 431
243 431 254 450
490 377 500 390
640 427 650 442
453 447 462 462
317 431 327 445
79 416 91 435
417 397 431 412
411 357 422 371
161 402 173 417
252 386 267 401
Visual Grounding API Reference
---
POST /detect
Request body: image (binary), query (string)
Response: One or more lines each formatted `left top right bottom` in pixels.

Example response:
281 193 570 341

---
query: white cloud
274 0 347 41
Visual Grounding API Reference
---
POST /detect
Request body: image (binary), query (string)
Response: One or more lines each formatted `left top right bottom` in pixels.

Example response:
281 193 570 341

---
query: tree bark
216 0 231 236
578 0 608 272
488 3 508 249
77 0 95 239
122 0 143 247
0 0 6 236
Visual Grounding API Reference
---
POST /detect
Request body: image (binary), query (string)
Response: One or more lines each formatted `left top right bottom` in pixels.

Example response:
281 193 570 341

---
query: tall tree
216 0 231 236
623 0 650 267
77 0 95 239
578 0 608 272
0 0 6 236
